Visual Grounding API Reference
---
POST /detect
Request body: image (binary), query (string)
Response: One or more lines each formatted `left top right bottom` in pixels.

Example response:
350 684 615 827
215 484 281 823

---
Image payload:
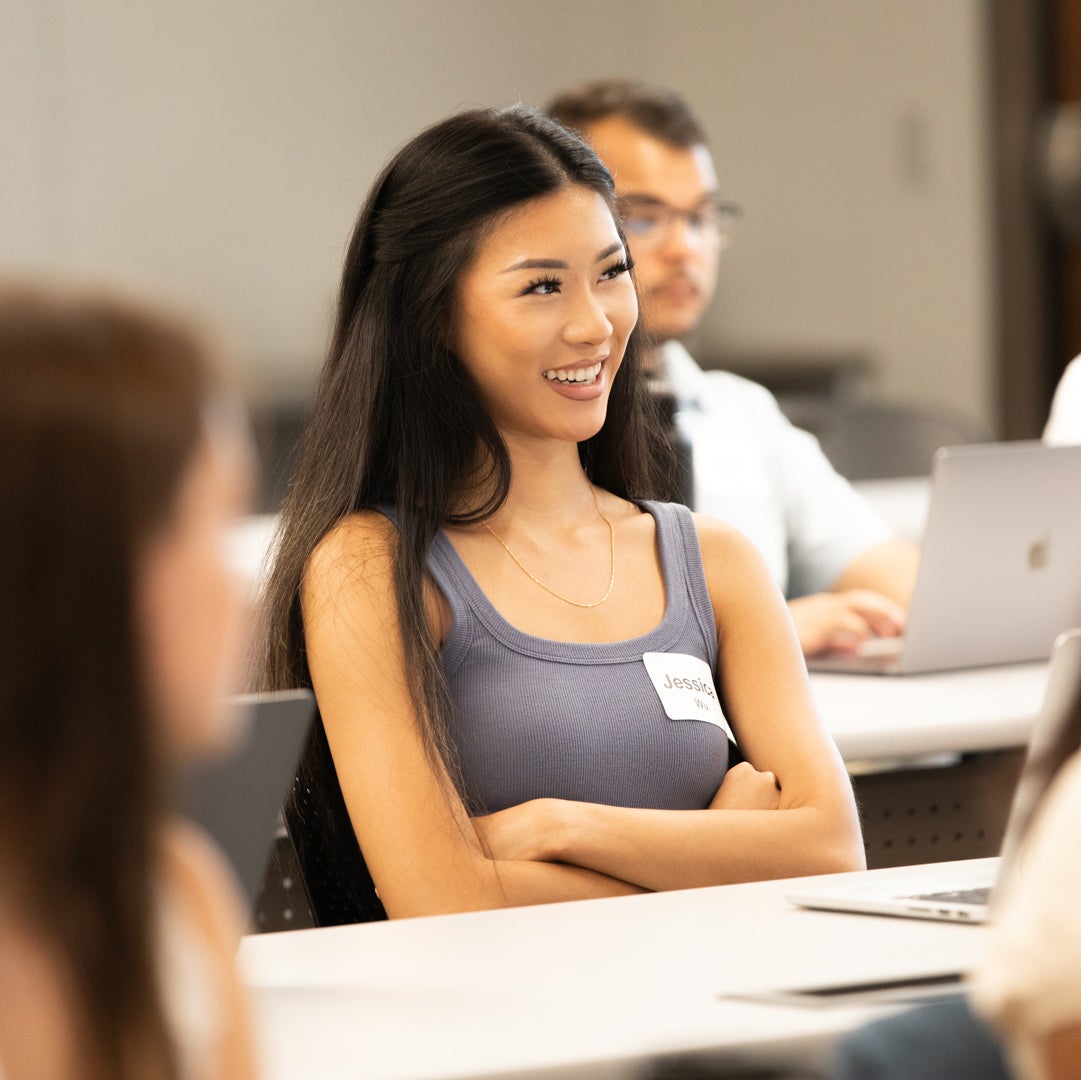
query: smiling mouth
542 361 603 385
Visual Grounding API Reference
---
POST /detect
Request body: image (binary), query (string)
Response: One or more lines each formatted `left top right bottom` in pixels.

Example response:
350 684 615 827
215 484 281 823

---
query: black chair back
256 713 387 928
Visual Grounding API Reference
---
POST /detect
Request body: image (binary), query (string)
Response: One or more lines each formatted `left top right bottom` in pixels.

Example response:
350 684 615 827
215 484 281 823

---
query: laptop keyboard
910 886 992 907
856 635 906 660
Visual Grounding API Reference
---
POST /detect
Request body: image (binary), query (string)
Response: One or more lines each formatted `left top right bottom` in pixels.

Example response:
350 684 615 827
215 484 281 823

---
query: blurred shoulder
161 818 259 1079
161 817 247 954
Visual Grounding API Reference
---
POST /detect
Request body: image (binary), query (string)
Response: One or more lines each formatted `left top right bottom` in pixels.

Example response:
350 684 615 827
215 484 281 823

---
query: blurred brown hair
0 283 217 1079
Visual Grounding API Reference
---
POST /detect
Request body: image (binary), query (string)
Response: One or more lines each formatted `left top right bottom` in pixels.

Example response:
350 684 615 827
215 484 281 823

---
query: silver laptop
808 440 1081 675
788 627 1081 923
180 689 314 911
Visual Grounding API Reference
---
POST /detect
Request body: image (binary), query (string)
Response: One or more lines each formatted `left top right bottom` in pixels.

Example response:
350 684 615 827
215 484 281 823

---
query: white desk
811 662 1049 762
240 859 992 1080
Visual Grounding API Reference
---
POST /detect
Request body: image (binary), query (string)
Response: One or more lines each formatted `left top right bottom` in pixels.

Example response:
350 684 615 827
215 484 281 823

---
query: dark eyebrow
619 192 721 209
618 194 667 209
502 242 626 274
503 258 567 272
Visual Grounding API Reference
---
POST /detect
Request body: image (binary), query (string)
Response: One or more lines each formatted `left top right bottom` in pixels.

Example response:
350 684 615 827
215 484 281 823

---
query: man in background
547 78 919 657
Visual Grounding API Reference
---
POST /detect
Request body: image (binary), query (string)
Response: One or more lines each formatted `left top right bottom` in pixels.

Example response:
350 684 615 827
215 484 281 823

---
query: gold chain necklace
482 487 616 609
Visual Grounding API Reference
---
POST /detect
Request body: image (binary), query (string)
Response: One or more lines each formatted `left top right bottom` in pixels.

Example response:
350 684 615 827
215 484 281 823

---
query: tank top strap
637 500 718 672
370 505 477 677
425 532 480 675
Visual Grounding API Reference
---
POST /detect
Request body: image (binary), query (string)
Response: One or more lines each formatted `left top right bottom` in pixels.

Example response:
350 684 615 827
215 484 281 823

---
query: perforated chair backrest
282 715 388 925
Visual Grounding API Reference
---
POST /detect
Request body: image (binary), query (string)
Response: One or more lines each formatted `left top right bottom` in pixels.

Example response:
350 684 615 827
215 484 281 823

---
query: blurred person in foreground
833 746 1081 1080
0 286 258 1079
970 742 1081 1079
547 79 919 658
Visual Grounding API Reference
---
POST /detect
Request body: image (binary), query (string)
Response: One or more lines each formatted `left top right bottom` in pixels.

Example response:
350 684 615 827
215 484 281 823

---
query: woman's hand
472 799 565 863
709 762 782 812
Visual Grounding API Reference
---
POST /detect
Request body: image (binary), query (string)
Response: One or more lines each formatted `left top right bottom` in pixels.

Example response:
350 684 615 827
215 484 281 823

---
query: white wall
1 0 993 426
640 0 994 426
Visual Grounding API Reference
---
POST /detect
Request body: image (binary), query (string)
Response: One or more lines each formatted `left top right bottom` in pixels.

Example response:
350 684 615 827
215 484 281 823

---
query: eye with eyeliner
601 258 632 280
519 259 631 297
520 275 562 297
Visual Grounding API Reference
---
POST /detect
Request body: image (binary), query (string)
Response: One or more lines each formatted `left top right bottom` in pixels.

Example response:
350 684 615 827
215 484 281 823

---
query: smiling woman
451 187 636 445
262 105 864 924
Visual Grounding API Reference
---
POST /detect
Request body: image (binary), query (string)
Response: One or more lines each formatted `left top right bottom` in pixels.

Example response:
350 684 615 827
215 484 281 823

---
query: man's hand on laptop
788 589 907 658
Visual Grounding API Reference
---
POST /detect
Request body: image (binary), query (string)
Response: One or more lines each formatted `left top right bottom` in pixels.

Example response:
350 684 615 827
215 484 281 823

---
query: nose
656 215 700 260
563 286 614 346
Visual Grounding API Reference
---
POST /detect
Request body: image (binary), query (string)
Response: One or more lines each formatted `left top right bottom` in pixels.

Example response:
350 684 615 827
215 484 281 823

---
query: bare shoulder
689 511 788 621
306 509 397 583
162 818 259 1079
690 512 768 575
302 510 400 616
161 817 248 955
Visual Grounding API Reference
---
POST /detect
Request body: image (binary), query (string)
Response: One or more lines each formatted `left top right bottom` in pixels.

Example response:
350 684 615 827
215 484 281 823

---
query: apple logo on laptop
1028 531 1050 571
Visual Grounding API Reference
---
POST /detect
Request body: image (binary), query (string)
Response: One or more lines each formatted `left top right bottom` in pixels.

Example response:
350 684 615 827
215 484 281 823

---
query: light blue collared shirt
661 341 891 598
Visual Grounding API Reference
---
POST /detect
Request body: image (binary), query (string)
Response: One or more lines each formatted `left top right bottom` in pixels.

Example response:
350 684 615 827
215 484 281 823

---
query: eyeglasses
619 196 742 251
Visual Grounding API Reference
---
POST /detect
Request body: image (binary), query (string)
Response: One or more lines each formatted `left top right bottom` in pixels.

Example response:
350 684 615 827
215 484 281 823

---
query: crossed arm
303 511 864 919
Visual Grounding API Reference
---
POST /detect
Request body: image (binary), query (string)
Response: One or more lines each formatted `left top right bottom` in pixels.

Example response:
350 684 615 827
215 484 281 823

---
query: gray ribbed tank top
426 500 729 814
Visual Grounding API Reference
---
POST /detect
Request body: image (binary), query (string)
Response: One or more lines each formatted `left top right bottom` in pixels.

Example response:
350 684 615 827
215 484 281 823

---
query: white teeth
543 361 602 385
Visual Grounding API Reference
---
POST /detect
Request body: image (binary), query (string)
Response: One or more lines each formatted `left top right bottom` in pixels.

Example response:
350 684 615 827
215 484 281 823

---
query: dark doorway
990 0 1081 438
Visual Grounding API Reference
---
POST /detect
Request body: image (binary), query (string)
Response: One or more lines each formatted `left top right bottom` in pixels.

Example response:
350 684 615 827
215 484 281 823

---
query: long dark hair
0 286 215 1077
261 107 667 916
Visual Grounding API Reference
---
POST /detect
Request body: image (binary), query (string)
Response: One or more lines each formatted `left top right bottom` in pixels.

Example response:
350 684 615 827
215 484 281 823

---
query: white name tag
642 652 734 742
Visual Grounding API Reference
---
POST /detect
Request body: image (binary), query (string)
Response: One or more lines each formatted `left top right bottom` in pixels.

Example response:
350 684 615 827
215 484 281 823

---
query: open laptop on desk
180 690 314 911
808 441 1081 675
789 627 1081 923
